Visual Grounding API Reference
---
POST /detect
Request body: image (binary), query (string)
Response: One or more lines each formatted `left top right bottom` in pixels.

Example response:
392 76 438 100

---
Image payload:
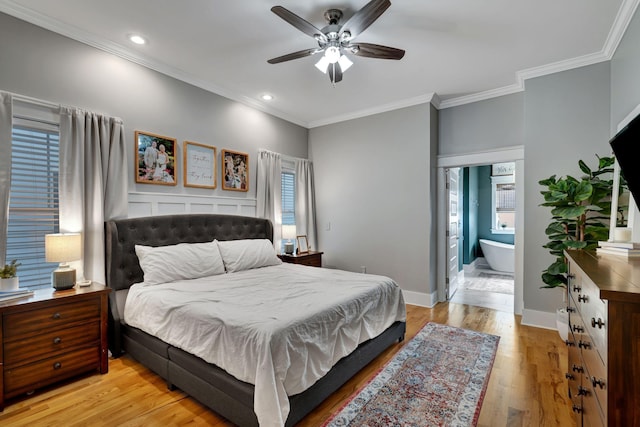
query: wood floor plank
0 302 576 427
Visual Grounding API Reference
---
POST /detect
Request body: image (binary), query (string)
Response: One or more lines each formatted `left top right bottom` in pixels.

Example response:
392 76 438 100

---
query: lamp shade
282 225 297 240
45 233 82 263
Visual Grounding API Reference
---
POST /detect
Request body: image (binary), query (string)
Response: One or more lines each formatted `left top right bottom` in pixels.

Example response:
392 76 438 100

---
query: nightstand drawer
4 321 101 367
4 346 101 397
3 297 100 338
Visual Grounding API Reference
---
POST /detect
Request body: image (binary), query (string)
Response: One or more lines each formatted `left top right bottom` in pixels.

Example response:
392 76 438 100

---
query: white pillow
217 239 281 273
135 240 226 285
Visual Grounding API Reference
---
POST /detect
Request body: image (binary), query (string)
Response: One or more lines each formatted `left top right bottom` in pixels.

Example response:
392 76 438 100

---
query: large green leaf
564 240 588 249
541 272 567 288
579 159 591 175
548 260 568 275
552 205 586 219
574 181 593 202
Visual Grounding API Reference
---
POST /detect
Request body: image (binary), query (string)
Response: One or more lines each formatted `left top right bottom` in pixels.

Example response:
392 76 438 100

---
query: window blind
496 183 516 212
6 124 60 290
281 172 295 226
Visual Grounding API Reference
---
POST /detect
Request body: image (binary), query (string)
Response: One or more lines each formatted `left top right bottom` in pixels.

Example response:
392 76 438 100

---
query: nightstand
0 284 110 410
278 251 324 267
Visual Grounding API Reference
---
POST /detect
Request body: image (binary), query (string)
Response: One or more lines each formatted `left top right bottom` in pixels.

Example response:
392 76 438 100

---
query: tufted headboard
105 213 274 292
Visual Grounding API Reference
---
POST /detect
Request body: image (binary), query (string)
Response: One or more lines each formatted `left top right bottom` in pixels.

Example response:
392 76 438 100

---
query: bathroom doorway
436 148 524 315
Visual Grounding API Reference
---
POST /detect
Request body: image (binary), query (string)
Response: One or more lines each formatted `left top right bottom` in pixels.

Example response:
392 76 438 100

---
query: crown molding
307 93 435 128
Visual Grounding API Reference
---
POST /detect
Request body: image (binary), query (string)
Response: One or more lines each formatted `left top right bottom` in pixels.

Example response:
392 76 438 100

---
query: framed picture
183 141 216 189
135 130 177 185
491 162 515 176
297 235 309 254
222 149 249 191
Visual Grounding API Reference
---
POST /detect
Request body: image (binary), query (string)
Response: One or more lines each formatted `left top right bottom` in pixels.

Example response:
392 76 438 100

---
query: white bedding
124 263 406 427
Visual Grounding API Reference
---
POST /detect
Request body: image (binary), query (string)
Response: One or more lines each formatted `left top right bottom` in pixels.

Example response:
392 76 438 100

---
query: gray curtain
256 149 282 249
0 92 12 264
59 107 127 283
295 158 318 251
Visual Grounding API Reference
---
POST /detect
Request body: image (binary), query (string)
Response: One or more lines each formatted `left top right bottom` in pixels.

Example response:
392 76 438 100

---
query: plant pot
0 277 19 291
556 307 568 341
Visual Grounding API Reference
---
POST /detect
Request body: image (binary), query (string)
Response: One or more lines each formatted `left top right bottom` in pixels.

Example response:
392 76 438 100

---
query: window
281 172 295 226
491 175 516 234
6 117 60 290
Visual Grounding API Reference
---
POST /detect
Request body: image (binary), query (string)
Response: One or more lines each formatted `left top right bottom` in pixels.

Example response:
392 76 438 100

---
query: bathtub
479 239 514 273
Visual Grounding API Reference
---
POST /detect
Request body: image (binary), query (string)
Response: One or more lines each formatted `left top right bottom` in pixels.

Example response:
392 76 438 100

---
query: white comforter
124 263 405 427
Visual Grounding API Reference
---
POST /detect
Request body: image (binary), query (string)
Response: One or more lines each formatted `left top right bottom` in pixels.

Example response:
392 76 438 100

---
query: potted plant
539 155 618 339
0 259 21 291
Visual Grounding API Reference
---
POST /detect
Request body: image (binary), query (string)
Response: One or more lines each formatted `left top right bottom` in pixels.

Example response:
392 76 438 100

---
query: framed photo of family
135 130 177 185
183 141 216 189
222 149 249 191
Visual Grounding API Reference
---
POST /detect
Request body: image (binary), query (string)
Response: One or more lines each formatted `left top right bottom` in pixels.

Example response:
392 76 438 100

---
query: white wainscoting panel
128 192 257 218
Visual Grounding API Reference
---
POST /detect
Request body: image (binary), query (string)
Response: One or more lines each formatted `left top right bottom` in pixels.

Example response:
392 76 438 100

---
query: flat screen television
610 111 640 207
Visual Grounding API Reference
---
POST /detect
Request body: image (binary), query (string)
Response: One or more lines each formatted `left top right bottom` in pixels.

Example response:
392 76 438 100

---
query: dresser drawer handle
572 325 584 333
53 362 62 370
52 312 61 320
572 285 581 293
578 294 588 303
591 317 605 329
591 376 606 389
565 339 575 347
578 340 592 350
565 372 574 380
566 306 575 313
53 337 62 344
572 364 584 373
577 386 590 396
572 405 583 414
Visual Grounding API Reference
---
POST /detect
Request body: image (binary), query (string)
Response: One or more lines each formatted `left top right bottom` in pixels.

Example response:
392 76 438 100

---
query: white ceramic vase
0 277 19 291
556 307 568 341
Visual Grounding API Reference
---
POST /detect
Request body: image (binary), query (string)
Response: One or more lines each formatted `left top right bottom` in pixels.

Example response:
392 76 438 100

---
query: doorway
436 147 524 315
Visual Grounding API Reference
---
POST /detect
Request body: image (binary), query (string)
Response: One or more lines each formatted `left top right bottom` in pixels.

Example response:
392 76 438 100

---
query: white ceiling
0 0 637 128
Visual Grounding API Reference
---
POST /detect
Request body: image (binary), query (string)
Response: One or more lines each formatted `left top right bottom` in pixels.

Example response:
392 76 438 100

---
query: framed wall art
183 141 216 189
135 130 177 185
222 149 249 191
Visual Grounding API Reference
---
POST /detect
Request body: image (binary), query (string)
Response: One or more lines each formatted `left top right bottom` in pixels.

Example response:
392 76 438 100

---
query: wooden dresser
0 284 110 410
565 250 640 426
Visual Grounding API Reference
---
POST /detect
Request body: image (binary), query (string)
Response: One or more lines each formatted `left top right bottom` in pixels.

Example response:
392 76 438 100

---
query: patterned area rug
461 272 514 295
322 323 499 427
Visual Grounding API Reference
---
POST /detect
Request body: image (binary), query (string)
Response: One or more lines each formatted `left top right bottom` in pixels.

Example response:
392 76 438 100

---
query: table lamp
282 225 296 255
45 233 81 290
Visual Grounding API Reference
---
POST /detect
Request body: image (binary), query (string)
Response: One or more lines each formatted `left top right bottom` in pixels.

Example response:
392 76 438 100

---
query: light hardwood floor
0 303 575 427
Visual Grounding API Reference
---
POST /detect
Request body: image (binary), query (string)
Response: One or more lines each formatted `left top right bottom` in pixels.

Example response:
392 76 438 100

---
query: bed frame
105 213 405 426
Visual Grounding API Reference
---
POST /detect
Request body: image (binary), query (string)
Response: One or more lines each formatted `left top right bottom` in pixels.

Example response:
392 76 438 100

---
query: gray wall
309 104 437 296
439 92 525 155
523 62 611 313
611 1 640 131
0 12 308 200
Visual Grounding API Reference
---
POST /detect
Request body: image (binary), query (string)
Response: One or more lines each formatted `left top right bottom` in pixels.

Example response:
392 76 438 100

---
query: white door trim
436 146 525 314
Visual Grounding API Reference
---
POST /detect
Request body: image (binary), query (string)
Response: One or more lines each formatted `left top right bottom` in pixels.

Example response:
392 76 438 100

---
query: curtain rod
258 148 308 163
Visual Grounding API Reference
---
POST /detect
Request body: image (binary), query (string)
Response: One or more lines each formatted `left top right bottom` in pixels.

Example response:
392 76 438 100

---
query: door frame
436 146 524 315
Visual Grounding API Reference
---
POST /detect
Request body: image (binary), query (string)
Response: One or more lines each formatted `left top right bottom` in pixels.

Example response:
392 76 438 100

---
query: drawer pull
565 372 574 380
566 306 575 313
591 317 605 329
572 325 584 333
53 362 62 370
572 405 583 414
572 285 581 293
577 386 590 396
591 377 606 389
572 364 584 373
52 312 61 320
578 340 592 350
53 337 62 344
565 339 575 347
578 294 588 303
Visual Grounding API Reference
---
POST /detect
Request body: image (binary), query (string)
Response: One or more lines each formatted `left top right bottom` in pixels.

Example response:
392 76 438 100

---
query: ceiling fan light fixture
338 55 353 72
324 46 341 64
315 55 330 73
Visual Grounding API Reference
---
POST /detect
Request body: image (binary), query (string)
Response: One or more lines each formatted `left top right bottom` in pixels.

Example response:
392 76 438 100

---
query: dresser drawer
4 321 100 367
3 297 100 339
576 277 607 364
582 339 607 420
4 346 101 397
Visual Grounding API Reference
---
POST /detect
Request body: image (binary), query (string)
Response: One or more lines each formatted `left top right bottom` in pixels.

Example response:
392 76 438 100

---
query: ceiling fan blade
328 62 343 84
271 6 327 43
339 0 391 40
268 48 320 64
351 43 405 60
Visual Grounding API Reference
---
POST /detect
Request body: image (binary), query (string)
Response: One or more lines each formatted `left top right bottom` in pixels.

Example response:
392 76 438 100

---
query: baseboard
402 289 438 308
521 309 558 331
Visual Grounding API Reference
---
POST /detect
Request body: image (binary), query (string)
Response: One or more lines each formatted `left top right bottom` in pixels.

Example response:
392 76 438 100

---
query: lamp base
53 268 76 290
284 242 294 255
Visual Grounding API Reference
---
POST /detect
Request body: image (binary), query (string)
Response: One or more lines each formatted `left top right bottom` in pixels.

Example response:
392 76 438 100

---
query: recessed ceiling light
129 34 146 45
261 94 274 101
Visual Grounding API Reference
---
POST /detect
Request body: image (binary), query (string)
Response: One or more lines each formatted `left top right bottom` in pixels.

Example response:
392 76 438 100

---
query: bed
105 213 406 427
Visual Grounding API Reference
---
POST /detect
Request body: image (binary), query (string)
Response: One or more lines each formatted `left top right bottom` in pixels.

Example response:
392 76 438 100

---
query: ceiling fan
267 0 405 84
